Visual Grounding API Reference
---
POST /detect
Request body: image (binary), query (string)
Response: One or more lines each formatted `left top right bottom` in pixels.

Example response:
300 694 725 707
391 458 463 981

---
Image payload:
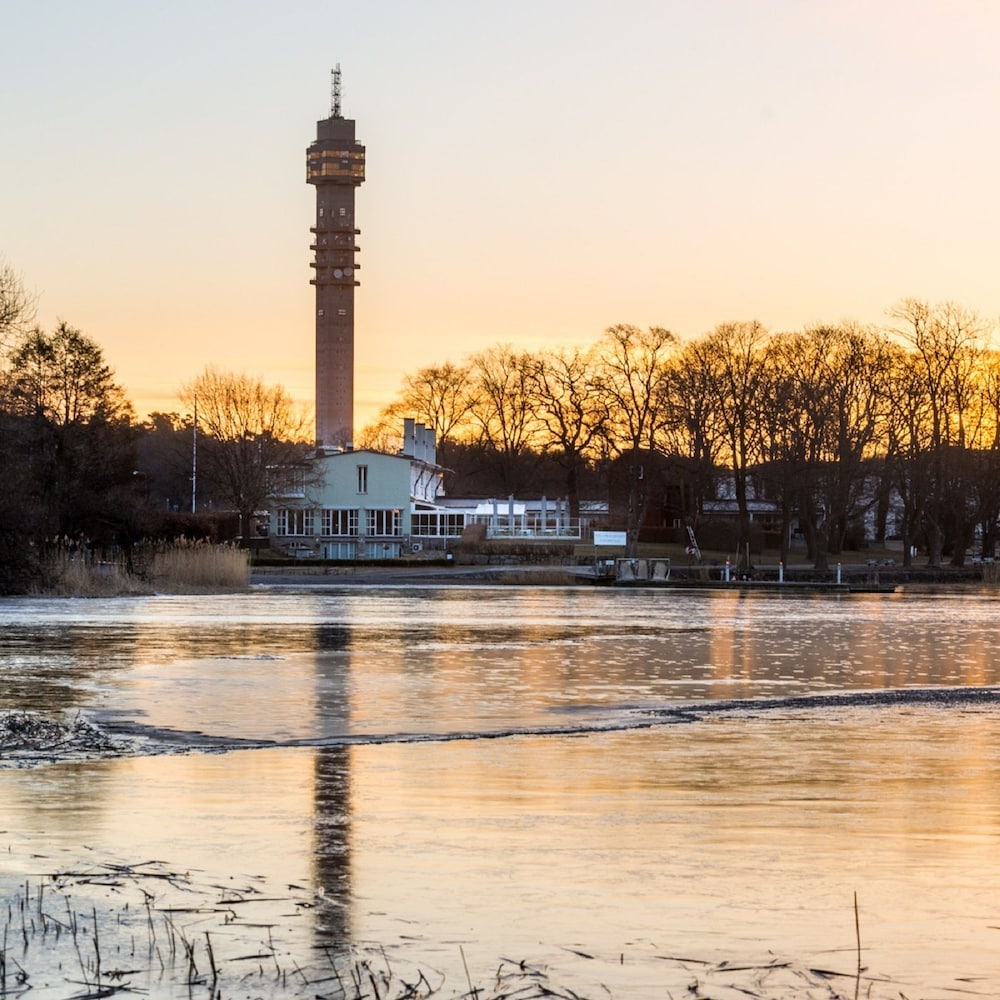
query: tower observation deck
307 66 365 447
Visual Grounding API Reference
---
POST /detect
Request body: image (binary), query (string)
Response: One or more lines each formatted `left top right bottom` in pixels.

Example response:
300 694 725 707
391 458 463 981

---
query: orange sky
5 1 1000 433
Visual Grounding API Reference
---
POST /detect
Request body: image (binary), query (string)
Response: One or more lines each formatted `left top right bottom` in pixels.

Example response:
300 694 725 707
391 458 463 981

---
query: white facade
269 422 443 559
268 422 607 559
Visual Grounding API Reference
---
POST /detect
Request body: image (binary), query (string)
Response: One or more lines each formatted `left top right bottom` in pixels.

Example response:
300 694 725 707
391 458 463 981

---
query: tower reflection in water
310 622 353 947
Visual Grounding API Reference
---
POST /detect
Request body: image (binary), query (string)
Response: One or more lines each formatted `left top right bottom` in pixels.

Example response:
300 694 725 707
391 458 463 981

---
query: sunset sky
5 1 1000 431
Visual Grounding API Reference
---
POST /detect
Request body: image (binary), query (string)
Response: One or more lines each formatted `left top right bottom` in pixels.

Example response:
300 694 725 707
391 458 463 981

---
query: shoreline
249 561 994 592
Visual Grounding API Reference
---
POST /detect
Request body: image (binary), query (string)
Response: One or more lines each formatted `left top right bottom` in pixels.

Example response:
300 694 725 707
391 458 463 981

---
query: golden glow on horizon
7 2 1000 433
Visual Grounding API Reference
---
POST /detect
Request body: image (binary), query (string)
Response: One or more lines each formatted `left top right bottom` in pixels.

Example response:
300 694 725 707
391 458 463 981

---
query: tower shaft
307 79 365 447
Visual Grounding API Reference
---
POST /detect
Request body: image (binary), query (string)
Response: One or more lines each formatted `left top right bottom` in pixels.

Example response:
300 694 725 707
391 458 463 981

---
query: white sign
593 530 627 547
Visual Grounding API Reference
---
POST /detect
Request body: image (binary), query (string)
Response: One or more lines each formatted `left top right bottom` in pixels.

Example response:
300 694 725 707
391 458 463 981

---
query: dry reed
0 856 925 1000
36 538 250 596
36 544 146 597
145 538 251 592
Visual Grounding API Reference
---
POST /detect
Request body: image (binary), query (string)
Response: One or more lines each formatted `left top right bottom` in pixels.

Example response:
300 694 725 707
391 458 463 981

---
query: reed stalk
36 538 250 596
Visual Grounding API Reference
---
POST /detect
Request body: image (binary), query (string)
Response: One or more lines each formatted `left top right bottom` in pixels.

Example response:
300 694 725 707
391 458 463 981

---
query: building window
368 509 401 536
319 207 325 217
271 465 305 497
337 308 346 316
278 508 314 535
318 308 324 317
338 207 346 217
412 513 465 537
321 508 359 535
357 465 368 494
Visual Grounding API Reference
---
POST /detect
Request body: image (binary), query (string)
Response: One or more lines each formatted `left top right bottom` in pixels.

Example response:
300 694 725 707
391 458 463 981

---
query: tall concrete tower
307 66 365 448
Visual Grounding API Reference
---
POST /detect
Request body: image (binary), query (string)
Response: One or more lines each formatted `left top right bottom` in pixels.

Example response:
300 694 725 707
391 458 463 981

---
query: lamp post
191 398 198 513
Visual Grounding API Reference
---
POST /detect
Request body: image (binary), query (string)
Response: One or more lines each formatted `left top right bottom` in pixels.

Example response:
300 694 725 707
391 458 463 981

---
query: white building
269 419 605 559
269 419 443 559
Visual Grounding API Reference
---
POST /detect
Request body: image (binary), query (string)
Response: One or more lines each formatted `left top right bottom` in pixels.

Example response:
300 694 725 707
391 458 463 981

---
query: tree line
5 251 1000 585
361 301 1000 569
0 259 307 592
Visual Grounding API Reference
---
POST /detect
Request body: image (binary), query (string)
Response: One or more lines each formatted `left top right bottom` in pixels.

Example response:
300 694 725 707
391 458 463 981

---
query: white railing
485 525 583 540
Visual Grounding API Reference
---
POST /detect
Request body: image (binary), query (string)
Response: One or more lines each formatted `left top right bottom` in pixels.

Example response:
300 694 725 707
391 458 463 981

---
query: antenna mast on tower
331 64 342 118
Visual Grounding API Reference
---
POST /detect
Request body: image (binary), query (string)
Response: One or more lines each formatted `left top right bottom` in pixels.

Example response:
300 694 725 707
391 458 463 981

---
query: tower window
337 308 346 316
319 207 325 217
339 207 346 217
318 308 324 317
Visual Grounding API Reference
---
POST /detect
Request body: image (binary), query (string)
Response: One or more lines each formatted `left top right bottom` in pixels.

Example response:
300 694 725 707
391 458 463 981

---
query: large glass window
411 513 465 536
367 509 401 536
278 508 313 535
306 149 366 181
320 509 360 536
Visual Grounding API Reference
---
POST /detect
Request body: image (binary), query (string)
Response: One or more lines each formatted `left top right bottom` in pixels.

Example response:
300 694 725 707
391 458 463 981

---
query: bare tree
889 299 987 566
357 362 479 466
526 346 605 519
179 367 310 540
756 329 820 563
467 345 541 494
354 406 405 453
973 349 1000 559
592 324 678 554
882 345 934 567
824 324 897 553
661 339 729 529
685 320 769 564
0 257 36 348
397 362 479 447
764 324 894 571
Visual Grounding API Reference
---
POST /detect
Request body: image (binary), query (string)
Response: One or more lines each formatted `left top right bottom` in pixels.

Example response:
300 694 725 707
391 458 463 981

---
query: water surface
1 586 998 997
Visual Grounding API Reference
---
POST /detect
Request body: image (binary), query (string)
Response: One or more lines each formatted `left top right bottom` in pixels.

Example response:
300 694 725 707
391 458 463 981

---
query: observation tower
307 65 365 447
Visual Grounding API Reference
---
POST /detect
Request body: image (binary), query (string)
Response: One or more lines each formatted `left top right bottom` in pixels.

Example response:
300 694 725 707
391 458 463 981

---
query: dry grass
36 539 250 596
0 852 929 1000
145 538 251 593
36 546 148 597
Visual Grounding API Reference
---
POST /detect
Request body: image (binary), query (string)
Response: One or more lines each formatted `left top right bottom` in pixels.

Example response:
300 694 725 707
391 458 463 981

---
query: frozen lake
1 585 999 998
